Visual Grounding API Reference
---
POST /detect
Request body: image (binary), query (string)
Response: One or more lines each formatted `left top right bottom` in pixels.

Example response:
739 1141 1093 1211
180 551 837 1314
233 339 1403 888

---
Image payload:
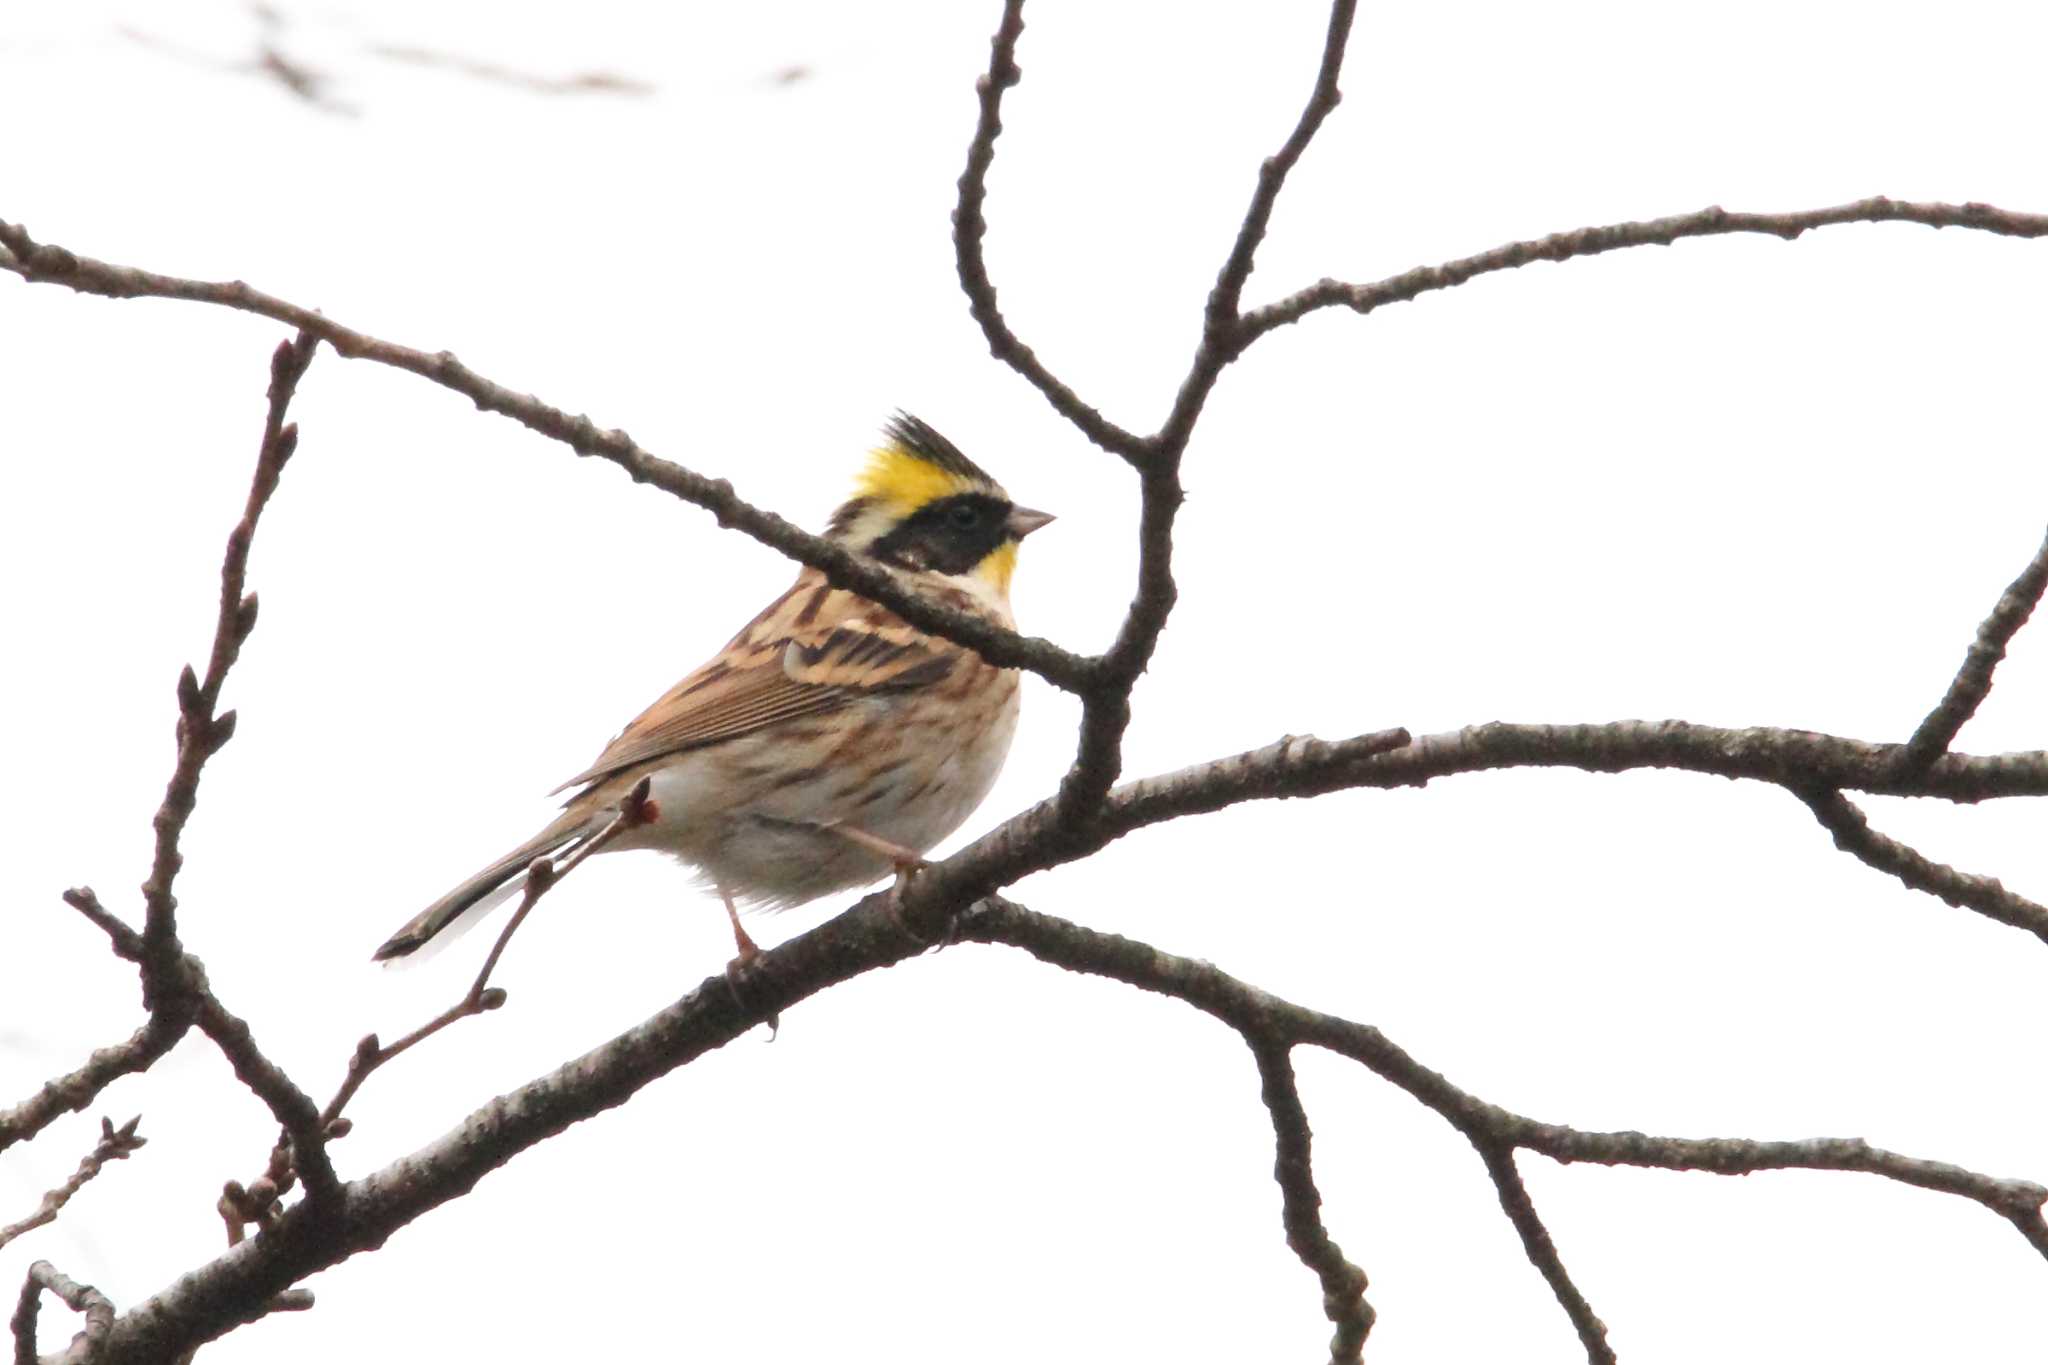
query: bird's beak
1006 506 1056 539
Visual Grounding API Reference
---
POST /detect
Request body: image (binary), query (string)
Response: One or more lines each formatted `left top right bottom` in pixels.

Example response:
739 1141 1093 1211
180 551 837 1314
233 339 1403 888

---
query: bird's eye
948 502 980 528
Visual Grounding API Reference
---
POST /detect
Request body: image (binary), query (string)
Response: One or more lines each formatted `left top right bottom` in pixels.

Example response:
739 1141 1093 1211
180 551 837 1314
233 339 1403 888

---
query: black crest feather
883 412 994 486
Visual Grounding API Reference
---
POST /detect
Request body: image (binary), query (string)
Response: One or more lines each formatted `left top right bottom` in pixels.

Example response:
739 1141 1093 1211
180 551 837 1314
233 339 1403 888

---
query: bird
373 414 1053 966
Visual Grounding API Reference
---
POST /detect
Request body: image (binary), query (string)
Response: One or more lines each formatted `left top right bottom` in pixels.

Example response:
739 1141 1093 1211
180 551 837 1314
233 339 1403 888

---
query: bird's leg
718 883 777 1037
721 883 761 966
818 821 934 944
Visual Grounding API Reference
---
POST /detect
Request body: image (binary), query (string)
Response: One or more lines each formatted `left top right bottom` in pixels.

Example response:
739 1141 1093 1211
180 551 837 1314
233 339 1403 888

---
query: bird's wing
549 569 959 794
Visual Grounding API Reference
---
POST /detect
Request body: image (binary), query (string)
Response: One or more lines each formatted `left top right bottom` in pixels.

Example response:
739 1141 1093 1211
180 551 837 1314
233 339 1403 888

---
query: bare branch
951 0 1148 463
1057 0 1362 825
0 1117 146 1254
138 331 316 984
1202 0 1357 341
320 779 658 1132
1798 787 2048 943
1510 1127 2048 1259
1248 1039 1372 1364
77 887 934 1362
0 1020 183 1158
12 1262 114 1365
216 780 660 1245
1474 1143 1613 1365
58 890 141 961
957 899 2048 1253
190 982 336 1212
0 892 177 1157
1239 197 2048 341
928 722 2048 949
55 874 2048 1361
1233 720 2048 806
1898 524 2048 773
0 217 1092 692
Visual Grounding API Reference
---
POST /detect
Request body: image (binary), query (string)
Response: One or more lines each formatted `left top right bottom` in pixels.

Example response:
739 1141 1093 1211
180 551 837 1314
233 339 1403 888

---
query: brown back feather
549 568 964 795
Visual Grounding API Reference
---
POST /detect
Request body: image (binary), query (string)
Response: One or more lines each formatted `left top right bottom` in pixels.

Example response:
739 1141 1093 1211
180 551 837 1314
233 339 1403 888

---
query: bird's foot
719 888 778 1039
882 855 939 948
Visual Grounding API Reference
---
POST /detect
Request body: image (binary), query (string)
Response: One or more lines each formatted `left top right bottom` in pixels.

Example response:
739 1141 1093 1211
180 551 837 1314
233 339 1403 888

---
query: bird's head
827 413 1054 594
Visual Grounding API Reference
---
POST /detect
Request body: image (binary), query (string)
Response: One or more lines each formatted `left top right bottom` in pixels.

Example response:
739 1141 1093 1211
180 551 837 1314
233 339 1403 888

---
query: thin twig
0 1118 146 1254
1202 0 1358 343
1474 1142 1614 1365
1052 0 1361 827
0 216 1091 692
59 889 143 961
141 335 341 1211
140 331 314 966
951 0 1147 462
328 776 655 1125
1898 524 2048 773
1249 1038 1372 1364
1239 197 2048 340
1798 786 2048 943
216 780 657 1245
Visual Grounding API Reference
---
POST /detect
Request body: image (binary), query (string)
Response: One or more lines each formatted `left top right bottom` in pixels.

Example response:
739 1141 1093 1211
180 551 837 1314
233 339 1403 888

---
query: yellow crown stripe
855 443 979 518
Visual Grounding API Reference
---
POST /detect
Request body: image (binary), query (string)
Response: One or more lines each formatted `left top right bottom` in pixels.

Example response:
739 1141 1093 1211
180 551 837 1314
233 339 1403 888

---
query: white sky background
4 0 2048 1360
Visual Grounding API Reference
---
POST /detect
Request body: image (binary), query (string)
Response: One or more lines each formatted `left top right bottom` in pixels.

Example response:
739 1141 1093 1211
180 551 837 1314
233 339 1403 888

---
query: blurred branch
0 218 1091 694
1238 198 2048 341
367 44 652 96
1898 524 2048 773
0 1118 145 1254
118 12 357 117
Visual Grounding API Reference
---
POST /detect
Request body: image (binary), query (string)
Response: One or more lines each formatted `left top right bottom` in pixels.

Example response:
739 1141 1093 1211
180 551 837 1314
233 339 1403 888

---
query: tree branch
0 1020 182 1159
138 332 314 979
1898 524 2048 773
0 217 1093 692
957 898 2048 1254
0 1118 146 1255
72 881 936 1364
1473 1142 1613 1365
12 1262 114 1365
1249 1038 1372 1364
1238 197 2048 341
952 0 1147 463
1050 0 1362 826
1798 786 2048 942
923 722 2048 956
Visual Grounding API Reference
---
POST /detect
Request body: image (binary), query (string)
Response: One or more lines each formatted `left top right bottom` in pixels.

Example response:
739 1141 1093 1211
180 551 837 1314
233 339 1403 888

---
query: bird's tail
373 814 593 962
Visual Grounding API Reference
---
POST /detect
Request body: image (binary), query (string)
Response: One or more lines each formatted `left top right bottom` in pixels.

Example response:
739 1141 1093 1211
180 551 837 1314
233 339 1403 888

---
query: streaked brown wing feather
549 569 959 794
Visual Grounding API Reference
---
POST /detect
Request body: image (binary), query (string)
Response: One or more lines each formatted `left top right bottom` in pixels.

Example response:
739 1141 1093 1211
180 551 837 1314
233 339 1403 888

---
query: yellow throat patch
977 540 1018 594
